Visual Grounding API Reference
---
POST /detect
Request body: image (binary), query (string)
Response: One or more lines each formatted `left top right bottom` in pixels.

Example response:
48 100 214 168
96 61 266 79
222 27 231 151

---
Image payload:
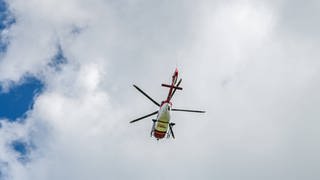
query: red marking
161 101 172 107
174 68 179 76
165 68 180 102
154 130 166 139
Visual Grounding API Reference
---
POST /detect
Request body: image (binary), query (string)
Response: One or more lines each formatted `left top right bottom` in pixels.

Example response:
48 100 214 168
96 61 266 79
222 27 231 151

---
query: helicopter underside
153 103 171 139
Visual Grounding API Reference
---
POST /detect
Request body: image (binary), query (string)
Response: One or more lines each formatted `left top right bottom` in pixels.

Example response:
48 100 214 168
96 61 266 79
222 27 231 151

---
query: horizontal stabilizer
161 84 183 90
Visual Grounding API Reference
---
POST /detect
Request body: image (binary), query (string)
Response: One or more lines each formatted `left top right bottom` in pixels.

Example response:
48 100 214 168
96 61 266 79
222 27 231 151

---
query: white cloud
0 0 320 179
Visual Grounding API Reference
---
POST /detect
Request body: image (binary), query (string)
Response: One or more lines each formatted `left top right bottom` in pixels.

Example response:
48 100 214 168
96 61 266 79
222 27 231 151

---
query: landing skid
150 119 156 137
167 122 175 139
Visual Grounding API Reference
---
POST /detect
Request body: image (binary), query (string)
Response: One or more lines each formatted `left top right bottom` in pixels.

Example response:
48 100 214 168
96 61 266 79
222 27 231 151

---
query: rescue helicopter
130 68 205 140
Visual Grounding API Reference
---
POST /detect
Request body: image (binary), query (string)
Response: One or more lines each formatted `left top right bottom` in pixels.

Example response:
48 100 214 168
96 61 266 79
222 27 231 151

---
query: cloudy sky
0 0 320 179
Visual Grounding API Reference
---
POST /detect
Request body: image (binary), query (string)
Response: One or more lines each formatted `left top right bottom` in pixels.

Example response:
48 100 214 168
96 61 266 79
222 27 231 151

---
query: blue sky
0 0 44 169
0 0 14 53
0 0 7 28
0 0 66 122
0 76 44 121
0 0 8 52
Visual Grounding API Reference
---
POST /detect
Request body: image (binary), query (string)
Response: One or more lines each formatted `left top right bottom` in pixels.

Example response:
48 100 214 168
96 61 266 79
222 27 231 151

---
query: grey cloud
276 0 320 39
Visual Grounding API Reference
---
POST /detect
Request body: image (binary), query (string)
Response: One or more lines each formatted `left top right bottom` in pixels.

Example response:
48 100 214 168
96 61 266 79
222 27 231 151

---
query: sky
0 0 320 179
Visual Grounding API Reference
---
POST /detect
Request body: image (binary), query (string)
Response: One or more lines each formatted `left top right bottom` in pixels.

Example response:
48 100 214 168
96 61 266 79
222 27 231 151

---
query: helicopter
130 68 205 140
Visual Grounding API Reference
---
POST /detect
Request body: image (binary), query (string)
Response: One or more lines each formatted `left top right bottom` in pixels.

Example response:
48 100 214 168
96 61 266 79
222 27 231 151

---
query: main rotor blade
172 108 206 113
170 78 182 100
130 111 158 123
133 85 160 107
169 124 175 139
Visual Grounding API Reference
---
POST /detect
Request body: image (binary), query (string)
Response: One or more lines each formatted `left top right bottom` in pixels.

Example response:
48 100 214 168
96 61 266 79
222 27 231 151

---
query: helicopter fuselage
153 102 172 139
